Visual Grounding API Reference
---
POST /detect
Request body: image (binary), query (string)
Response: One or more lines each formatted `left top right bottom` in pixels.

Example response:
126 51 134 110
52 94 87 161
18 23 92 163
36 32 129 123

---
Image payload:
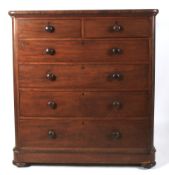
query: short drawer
16 19 81 38
19 119 150 149
19 64 149 90
20 91 149 118
84 18 151 38
18 39 149 63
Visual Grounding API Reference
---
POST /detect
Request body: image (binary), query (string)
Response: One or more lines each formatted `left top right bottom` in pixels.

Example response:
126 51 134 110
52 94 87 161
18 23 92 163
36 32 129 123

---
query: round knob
48 101 57 109
112 24 122 32
45 25 55 33
45 48 56 55
48 130 56 139
112 48 122 55
46 73 56 81
112 100 121 109
108 73 122 80
111 131 121 140
112 73 121 79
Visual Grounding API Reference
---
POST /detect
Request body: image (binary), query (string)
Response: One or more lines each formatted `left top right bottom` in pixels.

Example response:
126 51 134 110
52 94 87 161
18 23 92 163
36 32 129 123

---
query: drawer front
19 119 150 149
16 19 81 38
18 39 149 63
84 18 151 38
19 64 148 90
20 91 149 117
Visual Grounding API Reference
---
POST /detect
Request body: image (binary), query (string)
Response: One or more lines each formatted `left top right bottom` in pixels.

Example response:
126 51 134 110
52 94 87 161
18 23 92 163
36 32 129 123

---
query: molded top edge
9 9 159 17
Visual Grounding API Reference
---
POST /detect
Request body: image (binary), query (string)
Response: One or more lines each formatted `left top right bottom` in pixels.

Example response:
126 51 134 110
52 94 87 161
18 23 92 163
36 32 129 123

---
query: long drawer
20 91 150 118
19 119 150 149
18 39 149 63
16 19 81 38
19 64 149 90
84 18 151 38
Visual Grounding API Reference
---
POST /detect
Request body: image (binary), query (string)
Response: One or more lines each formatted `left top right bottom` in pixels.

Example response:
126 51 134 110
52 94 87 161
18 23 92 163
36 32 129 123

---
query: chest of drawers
9 10 158 168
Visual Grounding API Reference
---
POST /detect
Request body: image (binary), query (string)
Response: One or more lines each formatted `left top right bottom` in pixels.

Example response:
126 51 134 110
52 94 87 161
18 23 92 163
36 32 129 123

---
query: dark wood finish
19 119 150 149
141 161 156 169
9 9 158 17
18 39 149 63
13 161 30 167
16 19 81 38
13 148 155 165
9 9 158 167
19 91 150 117
19 64 149 90
84 18 151 38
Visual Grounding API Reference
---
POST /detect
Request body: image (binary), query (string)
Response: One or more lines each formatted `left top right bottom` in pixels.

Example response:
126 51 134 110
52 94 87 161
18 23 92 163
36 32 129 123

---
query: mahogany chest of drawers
9 10 158 168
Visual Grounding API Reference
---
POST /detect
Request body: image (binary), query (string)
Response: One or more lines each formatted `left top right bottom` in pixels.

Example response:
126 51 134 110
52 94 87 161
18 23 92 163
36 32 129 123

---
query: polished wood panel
84 18 151 38
13 149 155 166
18 39 149 63
19 64 148 89
9 10 158 167
19 119 150 149
20 91 150 117
9 9 158 17
16 19 81 38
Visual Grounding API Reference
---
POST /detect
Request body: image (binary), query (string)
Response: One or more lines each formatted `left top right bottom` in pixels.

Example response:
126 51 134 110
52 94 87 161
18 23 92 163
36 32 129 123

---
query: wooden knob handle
48 130 56 139
48 101 57 109
112 48 122 55
111 131 121 140
112 100 121 109
45 48 56 55
45 25 55 33
108 73 123 80
46 73 56 81
112 24 122 32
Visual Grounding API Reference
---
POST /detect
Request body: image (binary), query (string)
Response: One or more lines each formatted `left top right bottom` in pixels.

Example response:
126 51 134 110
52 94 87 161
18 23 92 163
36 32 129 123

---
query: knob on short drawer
48 101 57 109
48 130 56 139
46 72 56 81
111 131 121 140
45 48 56 55
45 25 55 33
112 23 123 32
108 72 123 80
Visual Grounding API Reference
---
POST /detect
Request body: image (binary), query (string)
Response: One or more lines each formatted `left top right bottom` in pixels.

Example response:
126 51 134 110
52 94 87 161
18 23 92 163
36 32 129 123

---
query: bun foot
141 161 156 169
13 160 30 167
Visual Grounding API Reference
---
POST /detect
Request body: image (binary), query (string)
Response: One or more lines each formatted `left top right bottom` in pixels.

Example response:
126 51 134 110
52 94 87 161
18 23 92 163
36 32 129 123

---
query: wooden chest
9 10 158 168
